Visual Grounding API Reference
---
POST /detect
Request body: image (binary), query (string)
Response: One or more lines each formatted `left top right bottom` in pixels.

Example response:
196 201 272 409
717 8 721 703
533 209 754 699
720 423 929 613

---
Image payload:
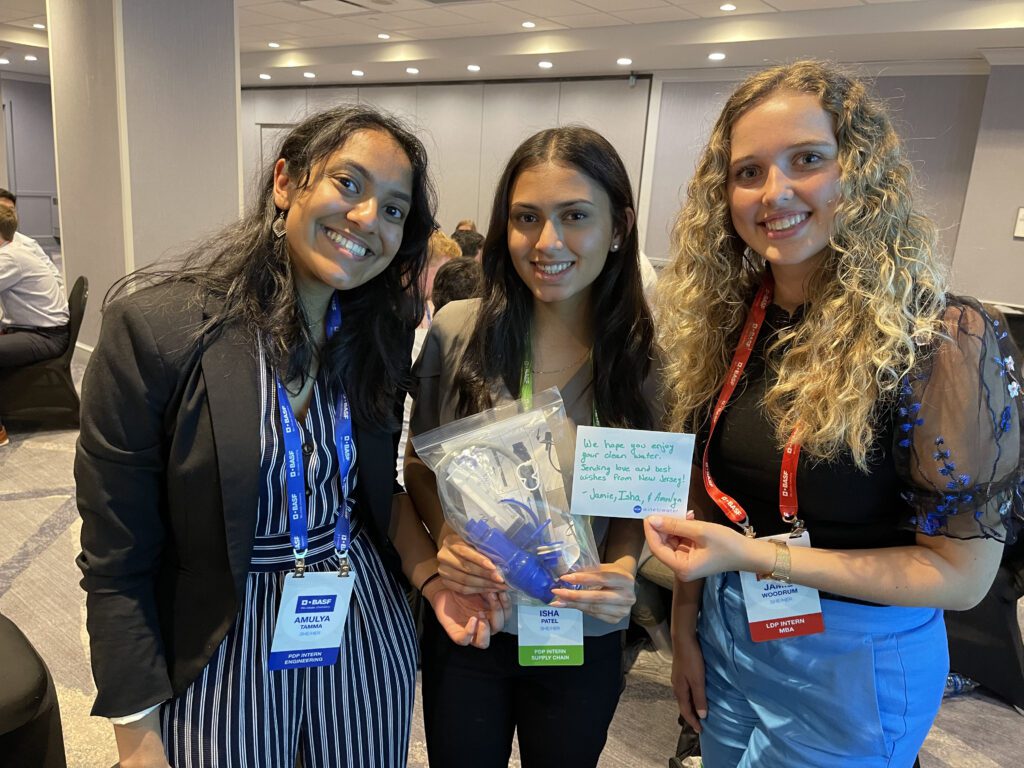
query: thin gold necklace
533 346 592 376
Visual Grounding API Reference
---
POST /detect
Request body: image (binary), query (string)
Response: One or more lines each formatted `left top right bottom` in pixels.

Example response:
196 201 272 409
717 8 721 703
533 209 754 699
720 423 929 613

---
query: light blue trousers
699 571 946 768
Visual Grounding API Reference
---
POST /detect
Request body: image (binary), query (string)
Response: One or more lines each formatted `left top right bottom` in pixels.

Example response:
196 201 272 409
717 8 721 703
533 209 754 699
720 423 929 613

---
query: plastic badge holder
412 388 600 604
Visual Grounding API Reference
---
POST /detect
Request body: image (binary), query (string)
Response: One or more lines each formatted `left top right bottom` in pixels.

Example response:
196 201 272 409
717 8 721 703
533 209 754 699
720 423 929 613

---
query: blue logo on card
296 595 337 613
633 505 643 514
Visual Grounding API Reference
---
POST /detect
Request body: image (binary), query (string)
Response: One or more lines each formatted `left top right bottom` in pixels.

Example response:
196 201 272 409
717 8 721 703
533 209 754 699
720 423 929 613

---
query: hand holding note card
571 426 695 519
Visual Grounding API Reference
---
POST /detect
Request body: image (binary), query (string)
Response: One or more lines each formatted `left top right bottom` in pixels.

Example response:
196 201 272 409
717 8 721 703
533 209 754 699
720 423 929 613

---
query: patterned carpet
1 360 1021 767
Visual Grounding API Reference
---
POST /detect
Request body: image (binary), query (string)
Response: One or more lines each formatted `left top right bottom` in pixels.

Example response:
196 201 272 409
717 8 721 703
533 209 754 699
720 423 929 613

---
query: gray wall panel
48 0 128 347
557 79 650 197
121 0 239 269
643 74 985 267
358 86 418 122
477 81 560 229
414 84 484 234
644 80 731 264
952 65 1024 304
0 78 57 239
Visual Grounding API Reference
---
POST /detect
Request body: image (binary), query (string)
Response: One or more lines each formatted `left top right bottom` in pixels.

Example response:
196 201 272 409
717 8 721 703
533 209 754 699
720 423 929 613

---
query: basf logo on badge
296 595 337 613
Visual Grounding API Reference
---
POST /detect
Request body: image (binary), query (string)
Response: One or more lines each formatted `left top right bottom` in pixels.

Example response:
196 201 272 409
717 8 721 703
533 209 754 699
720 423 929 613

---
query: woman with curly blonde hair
646 60 1022 767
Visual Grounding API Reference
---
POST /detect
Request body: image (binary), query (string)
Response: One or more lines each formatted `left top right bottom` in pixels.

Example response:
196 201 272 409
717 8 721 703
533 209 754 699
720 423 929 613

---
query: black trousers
0 614 67 768
0 325 69 368
420 611 624 768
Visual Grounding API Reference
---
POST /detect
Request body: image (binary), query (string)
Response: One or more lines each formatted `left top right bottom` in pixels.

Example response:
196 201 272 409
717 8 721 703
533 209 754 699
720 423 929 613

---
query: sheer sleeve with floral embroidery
895 296 1023 542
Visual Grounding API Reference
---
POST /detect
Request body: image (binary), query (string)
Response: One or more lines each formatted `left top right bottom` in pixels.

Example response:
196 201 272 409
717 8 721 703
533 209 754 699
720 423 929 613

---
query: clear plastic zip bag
412 387 600 604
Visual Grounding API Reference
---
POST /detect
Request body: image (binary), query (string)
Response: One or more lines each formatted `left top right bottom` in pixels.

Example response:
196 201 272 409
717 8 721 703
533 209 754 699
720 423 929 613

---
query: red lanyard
701 274 803 537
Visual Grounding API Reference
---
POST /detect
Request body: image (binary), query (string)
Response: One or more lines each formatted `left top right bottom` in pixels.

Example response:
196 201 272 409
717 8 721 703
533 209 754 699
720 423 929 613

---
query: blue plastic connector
464 518 561 602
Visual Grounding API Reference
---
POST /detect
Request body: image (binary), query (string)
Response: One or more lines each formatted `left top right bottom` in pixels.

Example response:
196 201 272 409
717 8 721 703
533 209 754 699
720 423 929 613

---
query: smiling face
727 91 841 288
273 129 414 308
507 161 629 310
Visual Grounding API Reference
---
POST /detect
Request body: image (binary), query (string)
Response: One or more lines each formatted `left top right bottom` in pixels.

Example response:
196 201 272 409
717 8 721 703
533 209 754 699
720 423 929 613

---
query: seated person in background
0 207 70 446
0 189 58 274
431 256 483 315
451 229 484 261
452 218 476 234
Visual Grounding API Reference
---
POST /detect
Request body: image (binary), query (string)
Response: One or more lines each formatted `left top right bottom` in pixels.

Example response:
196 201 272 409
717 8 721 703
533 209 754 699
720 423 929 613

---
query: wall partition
641 72 988 268
240 77 652 235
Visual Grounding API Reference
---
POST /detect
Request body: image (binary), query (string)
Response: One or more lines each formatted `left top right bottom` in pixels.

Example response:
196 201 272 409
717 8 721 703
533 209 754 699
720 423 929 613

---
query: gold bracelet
758 540 792 583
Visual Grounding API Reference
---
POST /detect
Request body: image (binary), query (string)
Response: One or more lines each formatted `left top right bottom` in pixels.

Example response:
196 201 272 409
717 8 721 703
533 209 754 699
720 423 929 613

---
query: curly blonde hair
658 60 947 470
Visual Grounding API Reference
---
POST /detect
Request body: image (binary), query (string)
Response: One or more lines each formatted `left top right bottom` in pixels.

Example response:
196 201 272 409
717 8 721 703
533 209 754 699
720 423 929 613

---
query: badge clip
337 552 352 578
294 552 307 578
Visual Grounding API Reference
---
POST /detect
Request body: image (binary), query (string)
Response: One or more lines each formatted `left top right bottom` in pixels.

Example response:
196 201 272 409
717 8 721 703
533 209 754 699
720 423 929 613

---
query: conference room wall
642 73 987 270
0 76 58 241
240 77 651 236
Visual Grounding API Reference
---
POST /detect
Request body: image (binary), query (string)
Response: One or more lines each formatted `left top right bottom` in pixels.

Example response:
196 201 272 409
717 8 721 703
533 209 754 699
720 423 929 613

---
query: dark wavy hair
454 126 655 429
108 104 436 427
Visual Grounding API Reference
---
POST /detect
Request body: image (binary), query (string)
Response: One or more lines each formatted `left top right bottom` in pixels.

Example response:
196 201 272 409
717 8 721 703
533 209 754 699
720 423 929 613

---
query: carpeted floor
1 358 1022 767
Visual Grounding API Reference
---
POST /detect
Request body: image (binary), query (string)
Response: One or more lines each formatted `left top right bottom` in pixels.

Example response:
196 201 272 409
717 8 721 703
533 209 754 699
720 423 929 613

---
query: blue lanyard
275 294 355 576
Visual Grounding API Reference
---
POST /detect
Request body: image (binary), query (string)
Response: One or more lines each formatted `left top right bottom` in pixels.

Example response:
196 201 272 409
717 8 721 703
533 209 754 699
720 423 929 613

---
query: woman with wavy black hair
405 125 659 767
648 60 1022 767
76 104 499 768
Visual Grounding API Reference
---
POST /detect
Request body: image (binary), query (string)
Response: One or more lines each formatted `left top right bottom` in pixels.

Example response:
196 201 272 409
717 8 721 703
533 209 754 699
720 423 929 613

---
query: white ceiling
1 0 1022 86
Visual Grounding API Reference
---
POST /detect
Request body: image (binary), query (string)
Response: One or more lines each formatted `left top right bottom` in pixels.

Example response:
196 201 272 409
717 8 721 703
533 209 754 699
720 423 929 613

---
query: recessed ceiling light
406 67 419 75
303 71 316 78
0 58 9 65
377 33 390 40
720 3 737 10
33 23 46 30
352 69 365 77
467 64 481 72
259 73 271 80
522 21 536 29
24 55 37 61
538 60 553 69
268 41 280 48
708 52 726 61
617 57 632 66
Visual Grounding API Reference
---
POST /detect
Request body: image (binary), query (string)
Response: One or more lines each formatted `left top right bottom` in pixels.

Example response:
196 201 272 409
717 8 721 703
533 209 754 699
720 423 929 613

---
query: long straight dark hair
454 126 655 429
108 105 436 427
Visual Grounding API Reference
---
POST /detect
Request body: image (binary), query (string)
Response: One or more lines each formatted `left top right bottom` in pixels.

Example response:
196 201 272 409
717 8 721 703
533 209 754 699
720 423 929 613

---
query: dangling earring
272 211 287 239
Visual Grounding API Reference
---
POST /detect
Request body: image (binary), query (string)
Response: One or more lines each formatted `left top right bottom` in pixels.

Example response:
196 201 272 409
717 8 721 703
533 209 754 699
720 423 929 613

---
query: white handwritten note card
570 426 695 519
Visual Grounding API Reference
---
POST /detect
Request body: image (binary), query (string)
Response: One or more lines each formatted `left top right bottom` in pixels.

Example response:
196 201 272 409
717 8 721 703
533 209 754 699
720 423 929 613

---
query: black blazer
75 283 406 718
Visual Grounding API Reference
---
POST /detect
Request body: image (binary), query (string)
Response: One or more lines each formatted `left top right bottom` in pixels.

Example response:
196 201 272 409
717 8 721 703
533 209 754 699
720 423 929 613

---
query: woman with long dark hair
76 104 499 768
405 126 659 767
648 60 1022 766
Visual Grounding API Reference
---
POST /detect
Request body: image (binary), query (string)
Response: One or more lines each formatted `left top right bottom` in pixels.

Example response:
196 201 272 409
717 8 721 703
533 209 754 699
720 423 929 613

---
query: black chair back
60 276 88 366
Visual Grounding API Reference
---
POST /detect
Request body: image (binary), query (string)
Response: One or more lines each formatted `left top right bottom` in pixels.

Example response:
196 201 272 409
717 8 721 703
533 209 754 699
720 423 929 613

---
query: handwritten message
570 426 695 519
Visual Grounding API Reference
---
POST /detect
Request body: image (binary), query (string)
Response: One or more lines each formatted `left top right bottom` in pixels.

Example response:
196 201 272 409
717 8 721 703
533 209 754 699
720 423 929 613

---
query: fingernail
493 572 505 583
697 708 707 719
549 600 566 608
686 510 695 520
649 515 664 528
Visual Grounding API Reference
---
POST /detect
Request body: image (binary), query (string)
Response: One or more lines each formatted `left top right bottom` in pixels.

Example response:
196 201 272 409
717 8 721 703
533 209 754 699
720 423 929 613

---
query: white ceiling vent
300 0 479 14
298 1 369 16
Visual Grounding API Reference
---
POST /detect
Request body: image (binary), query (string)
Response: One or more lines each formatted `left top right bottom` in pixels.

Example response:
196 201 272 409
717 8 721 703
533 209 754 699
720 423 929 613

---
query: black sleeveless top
702 298 1023 550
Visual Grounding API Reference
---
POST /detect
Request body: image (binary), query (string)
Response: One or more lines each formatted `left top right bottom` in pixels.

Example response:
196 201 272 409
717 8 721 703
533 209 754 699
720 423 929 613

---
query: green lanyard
520 330 600 427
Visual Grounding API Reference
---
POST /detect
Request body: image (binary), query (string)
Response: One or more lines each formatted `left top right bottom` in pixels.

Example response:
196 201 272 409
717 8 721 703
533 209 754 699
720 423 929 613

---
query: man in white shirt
0 206 69 446
0 188 56 270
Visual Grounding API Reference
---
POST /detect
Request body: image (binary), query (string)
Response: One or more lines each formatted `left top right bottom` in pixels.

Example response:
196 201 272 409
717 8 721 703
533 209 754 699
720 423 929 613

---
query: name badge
517 605 584 666
268 569 356 670
739 531 824 642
